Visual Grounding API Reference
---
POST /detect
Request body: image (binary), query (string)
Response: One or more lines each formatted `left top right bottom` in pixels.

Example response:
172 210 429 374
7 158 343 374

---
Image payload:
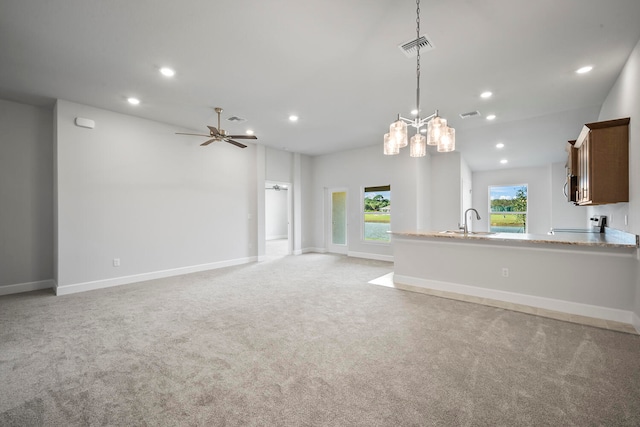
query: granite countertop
391 228 639 249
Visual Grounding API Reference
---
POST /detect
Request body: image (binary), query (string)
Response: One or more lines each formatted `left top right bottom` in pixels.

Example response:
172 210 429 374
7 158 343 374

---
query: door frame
265 180 293 255
326 187 348 254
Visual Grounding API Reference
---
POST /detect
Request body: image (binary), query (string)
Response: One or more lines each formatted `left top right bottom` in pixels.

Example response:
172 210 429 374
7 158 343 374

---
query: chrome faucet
460 208 481 234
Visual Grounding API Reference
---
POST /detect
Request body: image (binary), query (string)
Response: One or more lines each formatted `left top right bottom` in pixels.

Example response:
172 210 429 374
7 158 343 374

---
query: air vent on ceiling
398 34 434 58
227 116 246 122
459 111 481 119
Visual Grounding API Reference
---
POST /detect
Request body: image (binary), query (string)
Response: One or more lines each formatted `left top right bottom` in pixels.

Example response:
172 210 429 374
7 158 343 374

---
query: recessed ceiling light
480 91 492 99
410 109 419 116
160 67 175 77
289 115 298 122
246 129 254 135
127 97 140 105
486 114 496 120
496 143 504 148
576 66 593 74
500 159 508 164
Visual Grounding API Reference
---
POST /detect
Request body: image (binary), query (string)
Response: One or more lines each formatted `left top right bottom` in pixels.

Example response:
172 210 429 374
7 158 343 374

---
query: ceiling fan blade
176 132 211 137
228 135 258 140
200 138 217 146
227 140 247 148
207 126 220 136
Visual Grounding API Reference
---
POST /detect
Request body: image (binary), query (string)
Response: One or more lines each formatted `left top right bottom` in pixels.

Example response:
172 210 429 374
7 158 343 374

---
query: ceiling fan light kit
384 0 455 157
175 107 257 148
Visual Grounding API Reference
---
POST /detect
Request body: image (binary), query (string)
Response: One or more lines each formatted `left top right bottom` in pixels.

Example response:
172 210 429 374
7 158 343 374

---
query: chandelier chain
415 0 421 120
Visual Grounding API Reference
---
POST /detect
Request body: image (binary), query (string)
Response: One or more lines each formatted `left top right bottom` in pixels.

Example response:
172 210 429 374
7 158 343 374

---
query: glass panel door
331 191 347 245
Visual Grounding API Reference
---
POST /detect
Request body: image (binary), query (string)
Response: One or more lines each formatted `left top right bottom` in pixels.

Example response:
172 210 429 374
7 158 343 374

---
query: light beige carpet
1 253 639 426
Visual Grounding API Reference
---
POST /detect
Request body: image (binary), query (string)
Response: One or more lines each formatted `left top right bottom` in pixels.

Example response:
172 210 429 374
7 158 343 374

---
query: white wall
472 166 551 234
311 144 433 259
299 153 314 252
310 143 471 259
394 236 637 323
594 36 640 327
0 99 53 292
54 100 258 291
262 147 312 255
265 147 292 183
430 152 462 231
265 186 288 240
312 145 393 258
588 43 638 233
461 156 472 226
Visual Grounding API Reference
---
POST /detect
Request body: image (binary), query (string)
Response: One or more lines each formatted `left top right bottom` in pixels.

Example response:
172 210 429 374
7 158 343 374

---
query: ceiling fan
175 107 257 148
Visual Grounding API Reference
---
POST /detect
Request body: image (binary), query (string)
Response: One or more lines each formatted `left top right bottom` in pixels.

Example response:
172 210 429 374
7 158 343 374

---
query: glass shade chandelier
384 0 455 157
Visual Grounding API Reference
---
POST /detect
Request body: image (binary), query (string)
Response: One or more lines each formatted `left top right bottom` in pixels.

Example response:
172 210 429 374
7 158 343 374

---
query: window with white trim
363 185 391 242
489 185 528 233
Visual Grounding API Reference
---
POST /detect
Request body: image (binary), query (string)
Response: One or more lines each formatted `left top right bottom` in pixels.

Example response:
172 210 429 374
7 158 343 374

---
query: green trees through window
489 185 528 233
364 185 390 242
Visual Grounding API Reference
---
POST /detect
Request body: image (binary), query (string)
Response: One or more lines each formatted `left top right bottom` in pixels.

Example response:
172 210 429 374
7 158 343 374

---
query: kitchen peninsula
391 229 639 331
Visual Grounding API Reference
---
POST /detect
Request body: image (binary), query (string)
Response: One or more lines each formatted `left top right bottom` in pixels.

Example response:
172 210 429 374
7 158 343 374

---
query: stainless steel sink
439 230 496 235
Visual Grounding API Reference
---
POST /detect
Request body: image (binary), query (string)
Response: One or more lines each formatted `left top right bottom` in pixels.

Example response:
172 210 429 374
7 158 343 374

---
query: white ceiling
1 0 639 171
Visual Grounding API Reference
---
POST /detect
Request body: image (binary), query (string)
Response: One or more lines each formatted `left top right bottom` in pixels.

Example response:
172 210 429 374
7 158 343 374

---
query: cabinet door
571 118 629 205
578 135 590 203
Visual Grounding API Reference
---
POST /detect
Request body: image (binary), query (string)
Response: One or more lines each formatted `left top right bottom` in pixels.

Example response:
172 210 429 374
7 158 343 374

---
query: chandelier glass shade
390 119 408 148
426 116 446 146
410 133 427 157
383 0 455 157
383 132 399 155
437 126 455 152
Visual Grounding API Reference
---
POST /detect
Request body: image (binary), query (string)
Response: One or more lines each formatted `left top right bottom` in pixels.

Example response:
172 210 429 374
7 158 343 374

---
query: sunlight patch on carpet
368 272 395 288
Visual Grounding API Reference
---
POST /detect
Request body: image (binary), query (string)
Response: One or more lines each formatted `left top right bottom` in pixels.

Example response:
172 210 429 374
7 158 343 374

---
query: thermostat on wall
74 117 95 129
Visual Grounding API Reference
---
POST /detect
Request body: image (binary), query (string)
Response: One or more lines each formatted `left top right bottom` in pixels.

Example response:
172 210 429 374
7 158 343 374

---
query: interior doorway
265 181 292 257
327 188 348 254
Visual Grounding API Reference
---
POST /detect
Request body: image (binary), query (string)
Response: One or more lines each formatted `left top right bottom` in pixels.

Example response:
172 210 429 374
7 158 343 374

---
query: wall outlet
501 267 509 277
113 258 120 267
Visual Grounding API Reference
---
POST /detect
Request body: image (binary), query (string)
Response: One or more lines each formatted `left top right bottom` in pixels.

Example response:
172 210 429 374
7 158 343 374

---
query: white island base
391 231 640 334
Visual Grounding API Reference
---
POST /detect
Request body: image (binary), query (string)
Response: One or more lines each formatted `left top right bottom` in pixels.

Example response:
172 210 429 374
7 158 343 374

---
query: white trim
488 183 528 233
394 274 634 324
632 312 640 334
348 251 394 262
327 187 349 255
56 257 257 296
0 279 55 296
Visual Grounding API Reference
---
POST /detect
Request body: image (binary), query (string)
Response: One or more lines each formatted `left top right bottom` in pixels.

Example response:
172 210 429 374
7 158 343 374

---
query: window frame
362 185 391 244
488 184 528 234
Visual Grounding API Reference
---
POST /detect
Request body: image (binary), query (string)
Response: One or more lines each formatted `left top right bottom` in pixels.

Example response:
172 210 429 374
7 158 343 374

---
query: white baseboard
633 312 640 334
348 251 394 263
266 235 288 241
394 274 634 325
305 247 326 254
0 279 55 296
56 257 257 296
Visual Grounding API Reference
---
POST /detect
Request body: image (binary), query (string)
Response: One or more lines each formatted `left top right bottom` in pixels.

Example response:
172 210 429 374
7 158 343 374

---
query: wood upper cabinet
572 117 629 205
